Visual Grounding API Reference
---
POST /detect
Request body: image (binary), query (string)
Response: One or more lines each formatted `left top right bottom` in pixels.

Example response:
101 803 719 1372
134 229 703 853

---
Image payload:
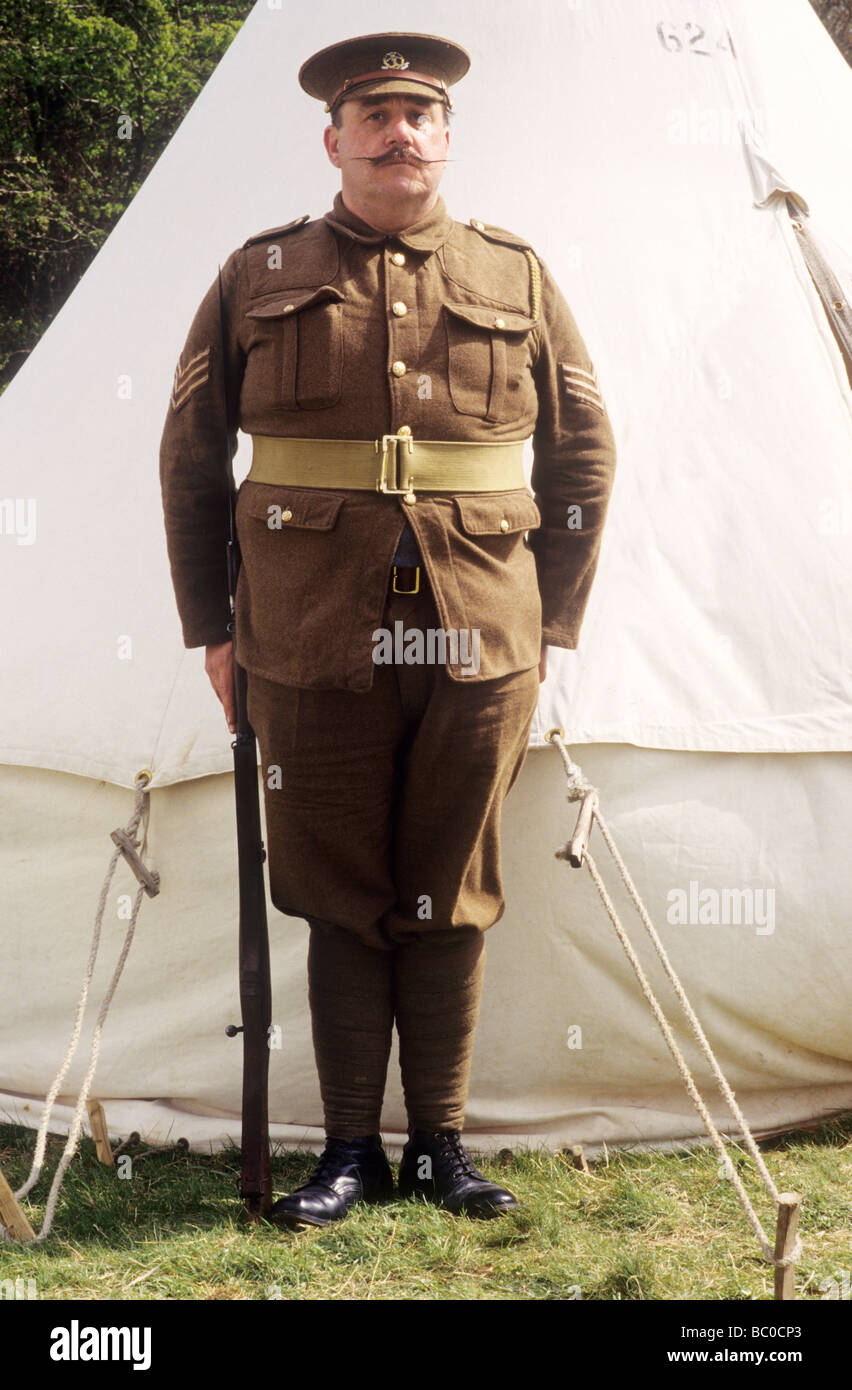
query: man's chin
372 169 426 192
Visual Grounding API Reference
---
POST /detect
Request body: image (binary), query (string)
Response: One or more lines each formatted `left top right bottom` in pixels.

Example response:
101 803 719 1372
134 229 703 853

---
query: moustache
348 151 452 166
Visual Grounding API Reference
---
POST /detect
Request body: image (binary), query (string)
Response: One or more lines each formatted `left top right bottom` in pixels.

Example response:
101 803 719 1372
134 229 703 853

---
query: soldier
160 31 617 1228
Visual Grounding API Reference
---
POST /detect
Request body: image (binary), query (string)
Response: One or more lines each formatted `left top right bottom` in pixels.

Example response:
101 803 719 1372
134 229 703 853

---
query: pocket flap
455 491 542 535
241 483 345 530
445 302 536 334
246 285 346 319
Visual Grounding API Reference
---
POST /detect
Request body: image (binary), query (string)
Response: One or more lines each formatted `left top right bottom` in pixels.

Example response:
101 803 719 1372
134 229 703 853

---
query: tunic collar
323 191 453 252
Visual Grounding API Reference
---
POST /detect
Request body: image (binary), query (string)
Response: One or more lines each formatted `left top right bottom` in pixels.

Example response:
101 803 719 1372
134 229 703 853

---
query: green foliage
809 1 852 59
0 0 252 388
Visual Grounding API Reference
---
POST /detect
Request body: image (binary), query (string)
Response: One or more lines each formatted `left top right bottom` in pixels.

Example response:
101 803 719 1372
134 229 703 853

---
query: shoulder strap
242 215 311 248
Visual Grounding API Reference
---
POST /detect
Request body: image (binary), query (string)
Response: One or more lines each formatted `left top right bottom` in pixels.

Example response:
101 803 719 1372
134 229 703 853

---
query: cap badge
381 51 409 70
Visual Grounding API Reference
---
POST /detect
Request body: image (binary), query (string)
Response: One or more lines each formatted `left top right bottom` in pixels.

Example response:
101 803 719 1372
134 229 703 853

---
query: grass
0 1116 850 1300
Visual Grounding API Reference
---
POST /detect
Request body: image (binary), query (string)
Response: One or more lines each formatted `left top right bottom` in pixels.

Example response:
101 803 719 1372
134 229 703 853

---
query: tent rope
1 775 156 1244
547 731 801 1269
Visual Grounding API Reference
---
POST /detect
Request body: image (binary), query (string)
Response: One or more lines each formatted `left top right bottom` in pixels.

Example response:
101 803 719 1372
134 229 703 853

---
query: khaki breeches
245 577 540 1135
246 580 541 951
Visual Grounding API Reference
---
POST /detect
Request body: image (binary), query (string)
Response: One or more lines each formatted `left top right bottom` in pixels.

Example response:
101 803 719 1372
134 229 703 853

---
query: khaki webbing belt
248 433 527 501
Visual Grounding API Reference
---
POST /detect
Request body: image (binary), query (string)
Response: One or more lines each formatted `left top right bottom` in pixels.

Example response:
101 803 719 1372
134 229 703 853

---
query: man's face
323 93 450 219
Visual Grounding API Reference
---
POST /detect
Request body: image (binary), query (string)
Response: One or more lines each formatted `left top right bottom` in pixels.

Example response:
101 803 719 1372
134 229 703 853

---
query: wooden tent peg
570 1144 591 1174
86 1100 115 1166
773 1192 802 1300
0 1167 35 1242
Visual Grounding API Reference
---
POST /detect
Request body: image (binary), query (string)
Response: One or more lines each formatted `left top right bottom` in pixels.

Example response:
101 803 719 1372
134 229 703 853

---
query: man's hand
539 645 547 683
205 640 236 734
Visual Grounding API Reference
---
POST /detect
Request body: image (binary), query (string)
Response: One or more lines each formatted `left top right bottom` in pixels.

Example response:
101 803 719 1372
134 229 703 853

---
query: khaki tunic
159 193 617 690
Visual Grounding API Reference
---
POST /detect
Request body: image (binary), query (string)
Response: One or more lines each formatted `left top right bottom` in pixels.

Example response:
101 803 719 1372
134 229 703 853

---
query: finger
224 663 236 733
207 666 232 724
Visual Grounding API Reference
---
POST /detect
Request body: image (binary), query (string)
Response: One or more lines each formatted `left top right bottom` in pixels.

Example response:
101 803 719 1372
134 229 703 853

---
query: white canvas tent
1 0 851 1161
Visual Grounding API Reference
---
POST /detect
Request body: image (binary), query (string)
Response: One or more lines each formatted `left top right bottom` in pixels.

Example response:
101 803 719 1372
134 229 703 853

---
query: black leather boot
270 1134 393 1228
398 1129 520 1217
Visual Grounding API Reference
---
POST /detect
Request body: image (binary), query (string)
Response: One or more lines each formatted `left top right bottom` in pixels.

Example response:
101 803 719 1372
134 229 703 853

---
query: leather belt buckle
392 565 421 595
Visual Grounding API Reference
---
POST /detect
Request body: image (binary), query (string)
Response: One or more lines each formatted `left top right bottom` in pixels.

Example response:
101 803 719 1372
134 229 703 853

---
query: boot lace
307 1137 374 1187
434 1131 482 1181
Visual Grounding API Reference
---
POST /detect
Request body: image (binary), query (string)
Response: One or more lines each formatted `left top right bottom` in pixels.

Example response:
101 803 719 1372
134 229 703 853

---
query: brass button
397 424 412 436
471 219 485 230
392 301 408 317
403 490 417 504
281 508 293 522
391 252 406 266
791 220 803 231
494 317 506 329
392 361 407 377
833 299 846 311
282 304 295 314
499 518 510 533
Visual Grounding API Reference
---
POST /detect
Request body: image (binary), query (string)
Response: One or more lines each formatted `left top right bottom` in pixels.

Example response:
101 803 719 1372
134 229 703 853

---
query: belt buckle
376 432 416 502
392 565 421 595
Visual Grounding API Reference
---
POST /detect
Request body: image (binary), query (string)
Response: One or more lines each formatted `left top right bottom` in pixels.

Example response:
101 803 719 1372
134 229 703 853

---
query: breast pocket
247 286 345 410
444 302 536 423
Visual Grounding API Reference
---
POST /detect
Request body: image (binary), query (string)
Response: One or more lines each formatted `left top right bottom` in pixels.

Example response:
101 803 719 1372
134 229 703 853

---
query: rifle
218 267 273 1219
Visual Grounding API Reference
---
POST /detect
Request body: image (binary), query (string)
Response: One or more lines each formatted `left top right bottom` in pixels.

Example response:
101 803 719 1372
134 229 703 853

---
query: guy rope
546 729 803 1301
0 774 158 1245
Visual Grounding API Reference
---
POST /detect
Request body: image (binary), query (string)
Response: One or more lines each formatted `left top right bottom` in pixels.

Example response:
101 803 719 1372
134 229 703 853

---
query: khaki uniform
159 191 616 1135
160 193 617 684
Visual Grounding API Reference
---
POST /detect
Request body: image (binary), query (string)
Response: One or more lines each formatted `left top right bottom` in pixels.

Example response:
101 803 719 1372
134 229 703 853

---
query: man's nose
383 113 414 145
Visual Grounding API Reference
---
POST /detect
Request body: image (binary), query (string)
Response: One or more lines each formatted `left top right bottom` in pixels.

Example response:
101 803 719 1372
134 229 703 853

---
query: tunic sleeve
159 250 244 648
530 258 617 648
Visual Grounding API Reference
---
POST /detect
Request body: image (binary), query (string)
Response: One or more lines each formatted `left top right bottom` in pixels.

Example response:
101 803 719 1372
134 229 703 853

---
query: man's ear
324 124 341 169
